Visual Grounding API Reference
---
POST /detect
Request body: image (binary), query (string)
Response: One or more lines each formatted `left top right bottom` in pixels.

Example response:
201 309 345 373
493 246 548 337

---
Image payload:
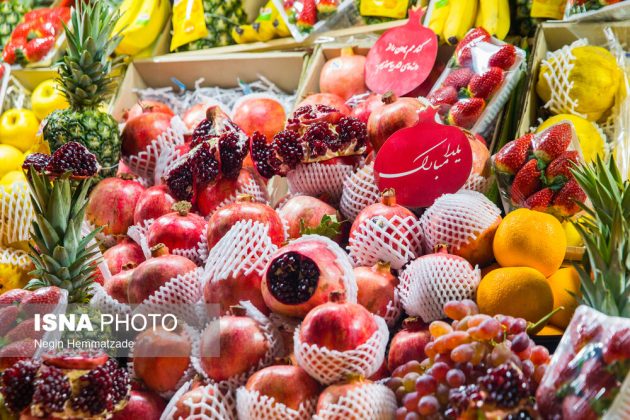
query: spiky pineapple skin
177 0 247 51
44 109 120 177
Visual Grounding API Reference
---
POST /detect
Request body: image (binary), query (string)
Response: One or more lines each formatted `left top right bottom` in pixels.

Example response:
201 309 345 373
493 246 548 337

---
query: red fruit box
427 28 526 136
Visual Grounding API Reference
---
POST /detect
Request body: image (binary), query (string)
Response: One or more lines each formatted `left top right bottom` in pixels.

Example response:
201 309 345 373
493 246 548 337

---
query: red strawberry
511 159 543 205
524 188 554 212
0 306 19 336
297 0 317 30
20 286 62 317
442 68 474 90
494 134 534 175
316 0 338 14
428 85 458 114
545 151 580 184
24 36 55 63
447 98 485 129
551 178 586 217
0 289 32 305
488 44 517 70
603 328 630 364
533 123 573 163
4 319 43 344
455 27 491 66
0 339 37 370
467 67 504 99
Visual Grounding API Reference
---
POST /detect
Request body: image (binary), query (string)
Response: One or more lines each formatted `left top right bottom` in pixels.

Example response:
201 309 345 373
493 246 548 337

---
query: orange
537 325 564 336
493 208 566 277
477 266 554 323
548 267 581 328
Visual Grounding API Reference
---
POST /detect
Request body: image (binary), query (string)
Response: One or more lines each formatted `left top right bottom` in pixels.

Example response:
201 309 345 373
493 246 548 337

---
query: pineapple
177 0 247 51
43 2 124 177
571 157 630 317
0 0 29 50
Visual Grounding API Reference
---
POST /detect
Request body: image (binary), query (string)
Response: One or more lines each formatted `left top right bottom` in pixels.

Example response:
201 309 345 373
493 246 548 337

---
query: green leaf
299 214 344 241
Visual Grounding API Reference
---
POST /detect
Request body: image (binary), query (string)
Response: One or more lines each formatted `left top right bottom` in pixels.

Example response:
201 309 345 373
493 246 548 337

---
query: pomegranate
466 130 491 177
316 378 368 414
232 96 286 140
350 93 383 123
133 185 177 225
297 93 351 116
146 201 206 252
299 292 378 352
182 101 215 131
203 270 269 316
122 100 174 122
196 167 268 217
354 262 397 319
127 244 197 304
112 390 166 420
206 195 284 249
368 361 390 381
116 160 133 176
102 240 145 277
199 307 270 381
86 175 145 236
171 386 217 419
320 47 367 101
121 112 172 157
261 239 350 318
387 317 431 371
277 195 341 243
367 92 427 152
132 326 192 393
244 365 321 411
103 264 135 304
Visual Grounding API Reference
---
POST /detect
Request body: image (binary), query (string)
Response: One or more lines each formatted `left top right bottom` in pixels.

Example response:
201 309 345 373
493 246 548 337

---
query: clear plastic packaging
564 0 630 21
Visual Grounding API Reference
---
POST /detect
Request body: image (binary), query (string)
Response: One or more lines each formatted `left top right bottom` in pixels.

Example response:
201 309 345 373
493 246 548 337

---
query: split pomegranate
86 175 145 236
122 100 174 122
232 96 286 140
244 365 321 410
111 390 166 420
367 92 427 152
103 264 135 304
299 292 378 352
297 93 351 116
132 326 192 393
319 47 368 101
182 101 215 131
127 244 197 304
386 317 431 371
101 240 145 277
121 112 173 157
354 261 398 318
277 195 341 243
261 239 350 318
146 201 206 252
206 195 284 249
133 185 177 225
199 307 270 381
196 167 268 217
203 270 269 316
316 377 368 414
350 93 383 123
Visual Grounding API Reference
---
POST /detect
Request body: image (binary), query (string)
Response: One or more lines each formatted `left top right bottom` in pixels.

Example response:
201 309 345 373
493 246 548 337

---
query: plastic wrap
564 0 630 21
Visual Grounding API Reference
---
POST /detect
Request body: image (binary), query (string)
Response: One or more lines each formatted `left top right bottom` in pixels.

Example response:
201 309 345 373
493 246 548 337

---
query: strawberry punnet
455 27 491 67
533 122 573 163
494 134 533 175
489 44 517 70
511 159 543 205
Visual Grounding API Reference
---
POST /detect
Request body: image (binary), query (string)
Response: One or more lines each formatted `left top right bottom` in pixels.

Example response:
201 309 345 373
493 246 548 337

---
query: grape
489 342 513 367
404 412 420 420
415 374 437 396
534 364 547 383
436 383 450 405
395 386 407 401
386 377 403 392
470 341 489 365
508 318 528 335
521 359 535 378
461 299 479 315
403 372 420 391
434 353 452 366
417 395 440 415
450 344 474 363
479 318 502 338
395 406 408 420
467 314 491 328
436 331 471 352
446 369 466 387
402 392 420 411
430 320 453 338
510 332 530 353
424 342 437 359
531 345 550 365
428 362 450 382
455 316 471 331
515 346 532 361
444 301 469 320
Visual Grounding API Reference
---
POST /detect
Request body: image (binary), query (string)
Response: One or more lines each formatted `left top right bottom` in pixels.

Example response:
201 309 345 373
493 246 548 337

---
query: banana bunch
114 0 171 57
232 1 291 44
427 0 510 45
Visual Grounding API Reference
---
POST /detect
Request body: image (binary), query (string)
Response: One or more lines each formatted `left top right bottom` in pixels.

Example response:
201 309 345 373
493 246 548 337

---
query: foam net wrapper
287 162 355 204
398 254 481 322
420 190 501 254
89 283 132 316
0 184 34 246
0 247 31 271
313 382 397 420
162 381 235 420
340 162 381 221
348 215 423 270
294 315 388 385
461 173 493 194
236 388 317 420
203 177 270 219
382 290 403 328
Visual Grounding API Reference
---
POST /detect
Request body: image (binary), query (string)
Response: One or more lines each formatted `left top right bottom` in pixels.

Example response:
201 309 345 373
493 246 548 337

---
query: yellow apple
0 170 27 192
31 79 69 121
0 109 40 152
0 144 24 179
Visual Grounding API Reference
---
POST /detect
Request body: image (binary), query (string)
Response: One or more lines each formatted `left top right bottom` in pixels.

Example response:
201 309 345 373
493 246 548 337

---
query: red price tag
374 108 473 208
365 7 438 97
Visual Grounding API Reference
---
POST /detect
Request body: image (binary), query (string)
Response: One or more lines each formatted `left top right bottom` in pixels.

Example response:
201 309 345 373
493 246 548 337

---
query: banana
253 21 276 42
116 0 171 56
113 0 142 35
478 0 499 37
273 17 291 38
495 0 510 40
443 0 478 46
427 0 451 44
232 25 258 44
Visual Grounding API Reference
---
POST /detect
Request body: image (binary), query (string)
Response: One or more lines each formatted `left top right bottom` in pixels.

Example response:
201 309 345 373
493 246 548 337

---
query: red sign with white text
374 109 473 208
365 7 438 96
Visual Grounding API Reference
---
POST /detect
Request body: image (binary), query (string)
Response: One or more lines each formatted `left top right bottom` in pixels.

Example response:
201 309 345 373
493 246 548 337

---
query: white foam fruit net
0 184 34 246
293 315 389 385
398 254 481 322
162 381 234 420
461 173 493 194
203 177 270 218
348 215 423 270
0 247 31 270
382 290 403 328
340 162 381 221
312 382 397 420
123 116 187 186
419 190 501 254
89 283 132 316
287 162 355 204
236 388 317 420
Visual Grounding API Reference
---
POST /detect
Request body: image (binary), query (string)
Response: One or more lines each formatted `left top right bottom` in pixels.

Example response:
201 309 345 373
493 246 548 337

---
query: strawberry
494 134 534 175
467 67 504 99
551 178 586 217
4 319 43 344
447 98 485 129
455 27 491 67
0 289 32 305
533 122 573 163
316 0 338 14
603 328 630 364
442 68 474 90
545 151 580 184
511 159 543 205
524 188 554 212
24 36 55 63
488 44 517 70
297 0 317 31
0 306 19 336
0 339 37 370
428 85 458 114
20 286 62 317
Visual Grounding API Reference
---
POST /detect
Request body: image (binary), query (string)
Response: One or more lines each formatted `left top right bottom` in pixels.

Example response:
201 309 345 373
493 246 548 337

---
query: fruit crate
0 67 57 114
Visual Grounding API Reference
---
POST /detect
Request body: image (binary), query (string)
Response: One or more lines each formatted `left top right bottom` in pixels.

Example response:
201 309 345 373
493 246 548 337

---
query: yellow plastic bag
531 0 567 19
360 0 410 19
170 0 209 51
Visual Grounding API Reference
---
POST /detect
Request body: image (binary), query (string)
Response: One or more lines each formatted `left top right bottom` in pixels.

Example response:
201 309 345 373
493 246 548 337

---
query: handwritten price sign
374 109 473 208
365 8 438 96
